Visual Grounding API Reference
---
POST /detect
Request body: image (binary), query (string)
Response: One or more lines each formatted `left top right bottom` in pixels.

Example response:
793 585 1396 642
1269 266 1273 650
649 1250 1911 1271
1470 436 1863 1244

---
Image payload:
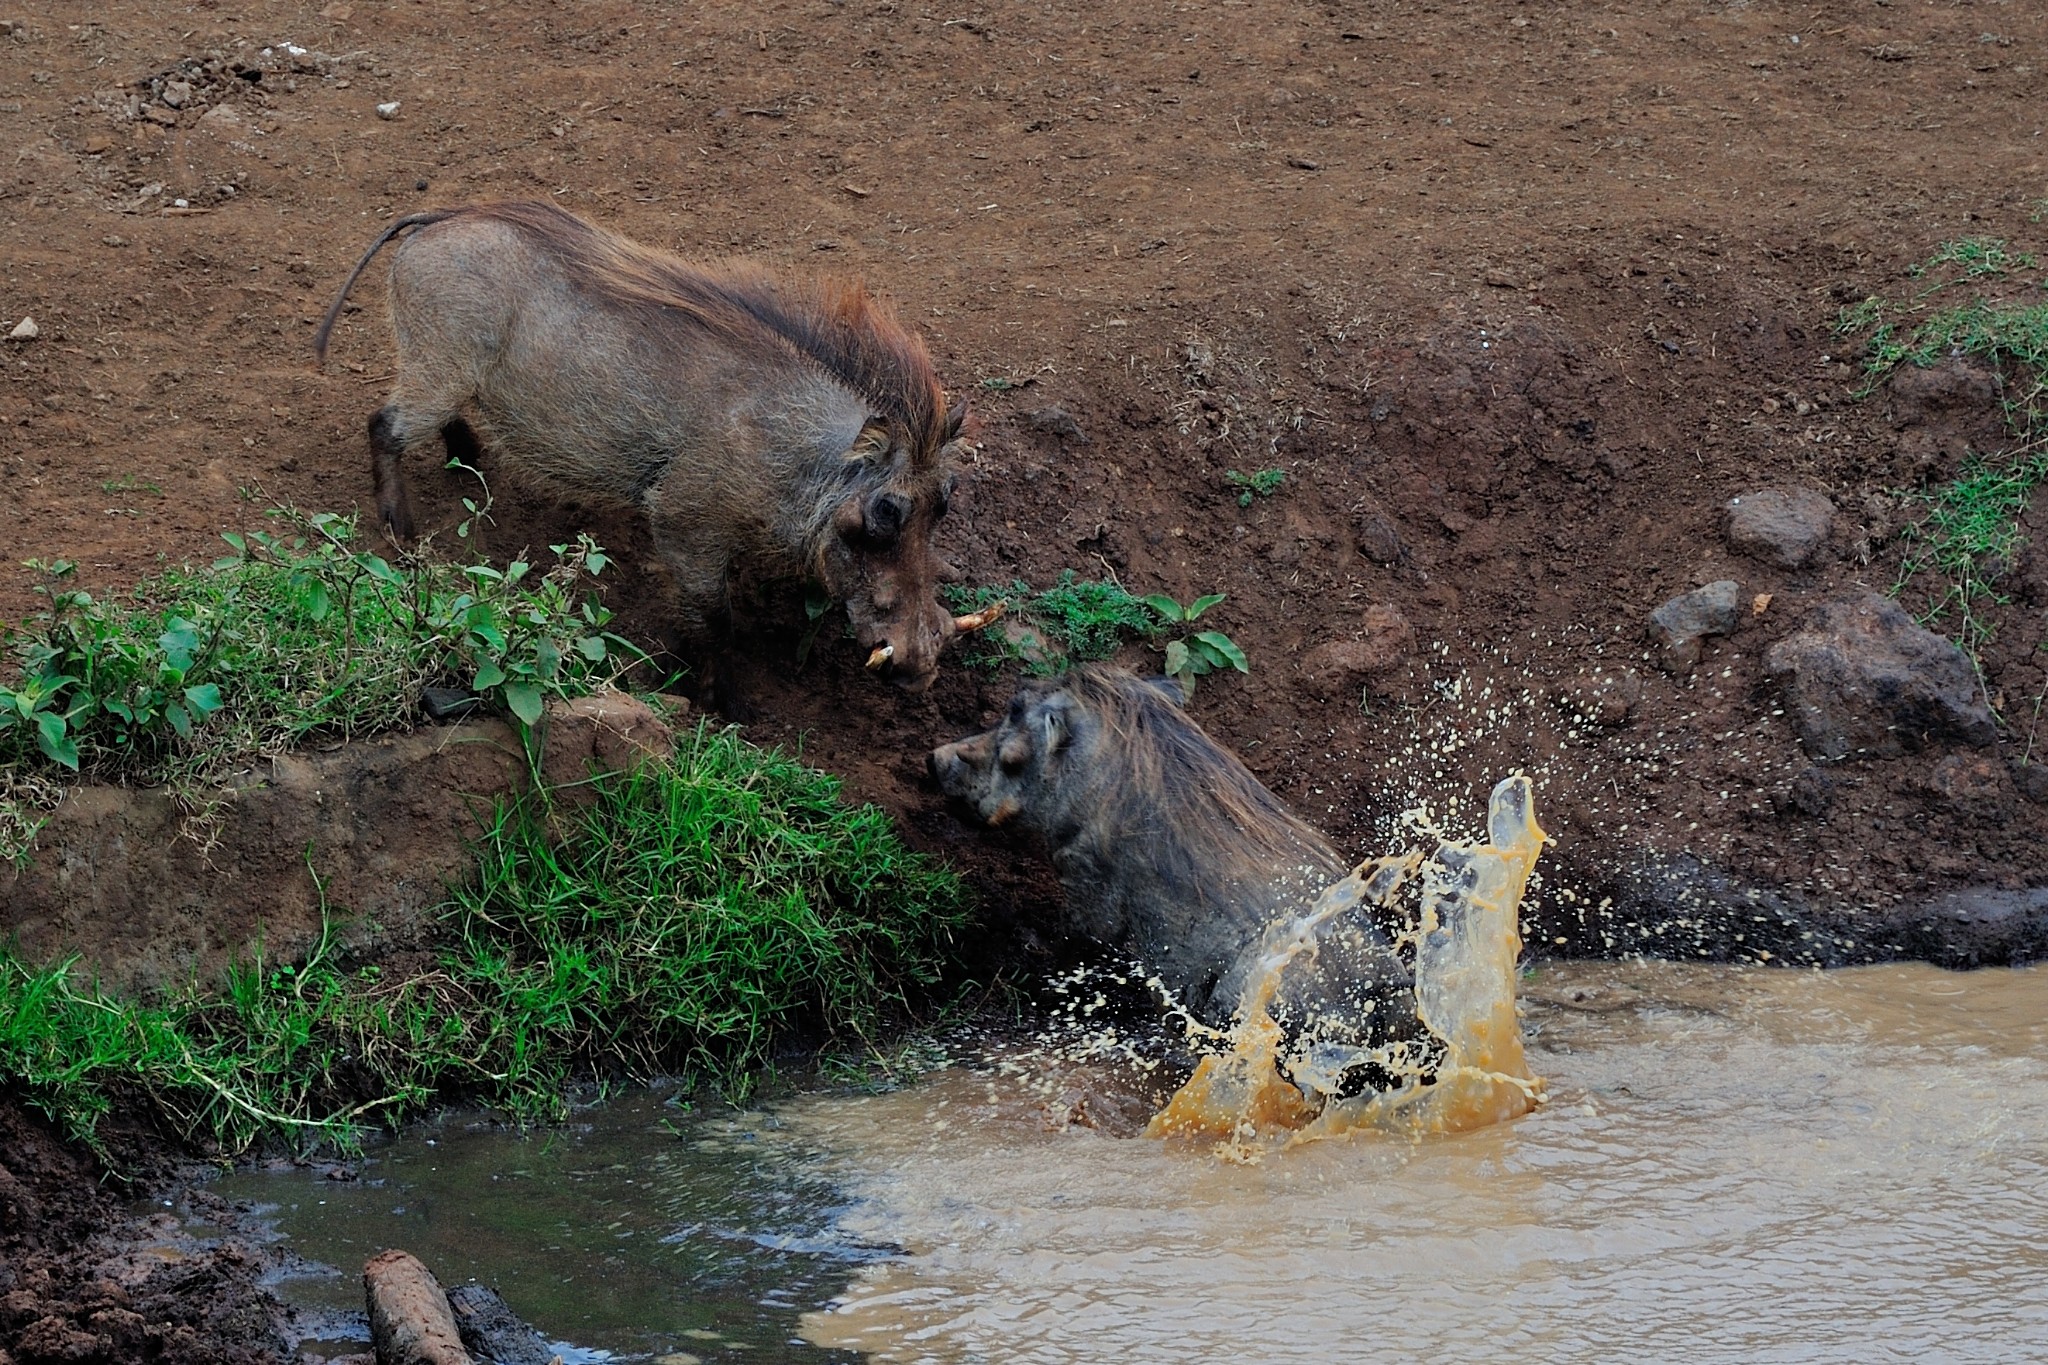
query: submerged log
364 1249 474 1365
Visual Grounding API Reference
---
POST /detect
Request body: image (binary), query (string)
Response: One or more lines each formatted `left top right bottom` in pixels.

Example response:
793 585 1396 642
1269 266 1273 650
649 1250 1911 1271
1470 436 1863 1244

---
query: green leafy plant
0 507 634 860
944 571 1157 675
0 726 971 1156
1224 467 1286 506
1139 592 1248 694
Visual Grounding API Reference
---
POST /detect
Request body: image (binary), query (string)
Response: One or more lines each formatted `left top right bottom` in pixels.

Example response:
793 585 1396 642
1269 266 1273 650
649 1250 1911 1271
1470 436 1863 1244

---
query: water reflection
212 1088 876 1363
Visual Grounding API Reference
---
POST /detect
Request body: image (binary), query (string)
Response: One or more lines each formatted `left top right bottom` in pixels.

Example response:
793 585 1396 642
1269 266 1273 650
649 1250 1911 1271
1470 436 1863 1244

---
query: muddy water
795 962 2048 1363
220 962 2048 1364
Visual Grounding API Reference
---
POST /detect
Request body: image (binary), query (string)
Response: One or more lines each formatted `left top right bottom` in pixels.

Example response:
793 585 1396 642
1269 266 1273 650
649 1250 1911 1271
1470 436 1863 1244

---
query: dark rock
1355 510 1406 566
1726 487 1835 568
1553 669 1642 727
1867 886 2048 969
420 686 481 722
1763 592 1996 760
1299 604 1416 694
1648 580 1742 673
1888 356 2001 419
1024 405 1087 444
2015 761 2048 806
1534 850 2048 968
447 1284 555 1365
13 1315 101 1362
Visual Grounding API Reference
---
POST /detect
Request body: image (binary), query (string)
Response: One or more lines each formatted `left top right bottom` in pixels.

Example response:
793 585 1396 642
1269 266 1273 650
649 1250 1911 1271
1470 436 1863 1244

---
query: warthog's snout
928 732 989 798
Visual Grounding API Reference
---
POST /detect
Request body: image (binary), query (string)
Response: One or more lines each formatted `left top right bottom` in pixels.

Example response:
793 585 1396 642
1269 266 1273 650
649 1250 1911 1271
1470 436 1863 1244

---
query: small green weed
1907 237 2037 281
1892 451 2048 657
99 474 164 498
1139 592 1248 694
944 571 1157 674
1224 467 1286 506
0 507 633 860
0 726 971 1156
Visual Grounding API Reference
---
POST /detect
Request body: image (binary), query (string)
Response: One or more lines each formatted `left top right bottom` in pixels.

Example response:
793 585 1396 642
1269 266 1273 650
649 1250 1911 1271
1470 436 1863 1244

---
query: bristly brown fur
455 201 950 466
1060 664 1343 878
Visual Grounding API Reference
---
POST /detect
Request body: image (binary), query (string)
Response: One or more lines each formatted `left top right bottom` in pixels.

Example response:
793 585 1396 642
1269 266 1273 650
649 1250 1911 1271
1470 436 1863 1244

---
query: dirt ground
4 2 2048 1356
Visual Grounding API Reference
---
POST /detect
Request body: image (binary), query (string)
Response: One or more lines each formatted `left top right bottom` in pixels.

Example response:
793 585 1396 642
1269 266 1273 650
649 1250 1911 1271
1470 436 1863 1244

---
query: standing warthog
315 200 971 692
929 665 1434 1098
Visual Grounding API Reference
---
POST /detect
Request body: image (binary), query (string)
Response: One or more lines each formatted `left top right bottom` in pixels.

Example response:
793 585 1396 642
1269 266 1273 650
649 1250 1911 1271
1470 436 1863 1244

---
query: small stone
7 316 37 341
1763 591 1996 761
1726 487 1835 568
161 79 193 108
196 102 246 132
1024 405 1086 444
1647 579 1742 674
82 133 113 154
375 100 402 120
1355 510 1406 566
2014 762 2048 807
142 105 178 126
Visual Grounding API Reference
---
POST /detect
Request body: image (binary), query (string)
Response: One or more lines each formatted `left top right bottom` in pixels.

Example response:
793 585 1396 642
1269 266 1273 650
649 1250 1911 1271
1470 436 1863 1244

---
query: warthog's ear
942 397 968 446
1026 690 1077 758
845 418 891 462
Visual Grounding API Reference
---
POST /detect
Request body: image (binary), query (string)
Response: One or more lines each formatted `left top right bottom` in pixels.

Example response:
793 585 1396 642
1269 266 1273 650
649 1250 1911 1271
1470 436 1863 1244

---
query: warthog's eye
863 489 912 546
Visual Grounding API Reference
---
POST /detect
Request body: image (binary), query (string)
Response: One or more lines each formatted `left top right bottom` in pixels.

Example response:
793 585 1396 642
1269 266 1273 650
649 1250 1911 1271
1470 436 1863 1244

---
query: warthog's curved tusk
866 644 895 671
952 600 1007 634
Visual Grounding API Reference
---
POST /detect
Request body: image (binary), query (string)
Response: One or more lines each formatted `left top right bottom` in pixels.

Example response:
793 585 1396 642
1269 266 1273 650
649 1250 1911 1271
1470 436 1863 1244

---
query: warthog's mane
1057 665 1344 888
467 201 950 469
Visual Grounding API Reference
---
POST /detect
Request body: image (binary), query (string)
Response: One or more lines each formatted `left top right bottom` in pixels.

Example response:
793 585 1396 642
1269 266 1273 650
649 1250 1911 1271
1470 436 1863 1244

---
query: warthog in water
929 665 1434 1098
315 200 976 692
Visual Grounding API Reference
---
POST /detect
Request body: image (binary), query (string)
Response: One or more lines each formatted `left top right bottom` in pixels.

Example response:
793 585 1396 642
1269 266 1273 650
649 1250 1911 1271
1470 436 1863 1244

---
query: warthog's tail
312 209 463 366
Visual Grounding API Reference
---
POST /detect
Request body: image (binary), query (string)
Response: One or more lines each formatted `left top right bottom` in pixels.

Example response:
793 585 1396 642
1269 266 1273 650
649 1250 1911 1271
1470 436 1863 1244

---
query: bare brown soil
5 3 2048 1356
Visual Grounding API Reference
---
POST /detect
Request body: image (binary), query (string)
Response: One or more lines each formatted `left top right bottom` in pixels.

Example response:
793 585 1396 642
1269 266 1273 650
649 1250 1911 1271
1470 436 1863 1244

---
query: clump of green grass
0 725 970 1156
1836 236 2048 433
1838 237 2048 678
944 570 1159 674
1892 451 2048 656
0 507 630 861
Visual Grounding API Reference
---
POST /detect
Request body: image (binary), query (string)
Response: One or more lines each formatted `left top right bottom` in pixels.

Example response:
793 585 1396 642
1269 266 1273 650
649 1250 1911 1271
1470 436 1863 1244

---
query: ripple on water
213 963 2048 1365
790 961 2048 1365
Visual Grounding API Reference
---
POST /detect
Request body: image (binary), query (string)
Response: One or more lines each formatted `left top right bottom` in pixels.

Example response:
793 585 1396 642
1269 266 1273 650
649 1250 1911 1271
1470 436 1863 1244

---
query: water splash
1147 775 1549 1159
